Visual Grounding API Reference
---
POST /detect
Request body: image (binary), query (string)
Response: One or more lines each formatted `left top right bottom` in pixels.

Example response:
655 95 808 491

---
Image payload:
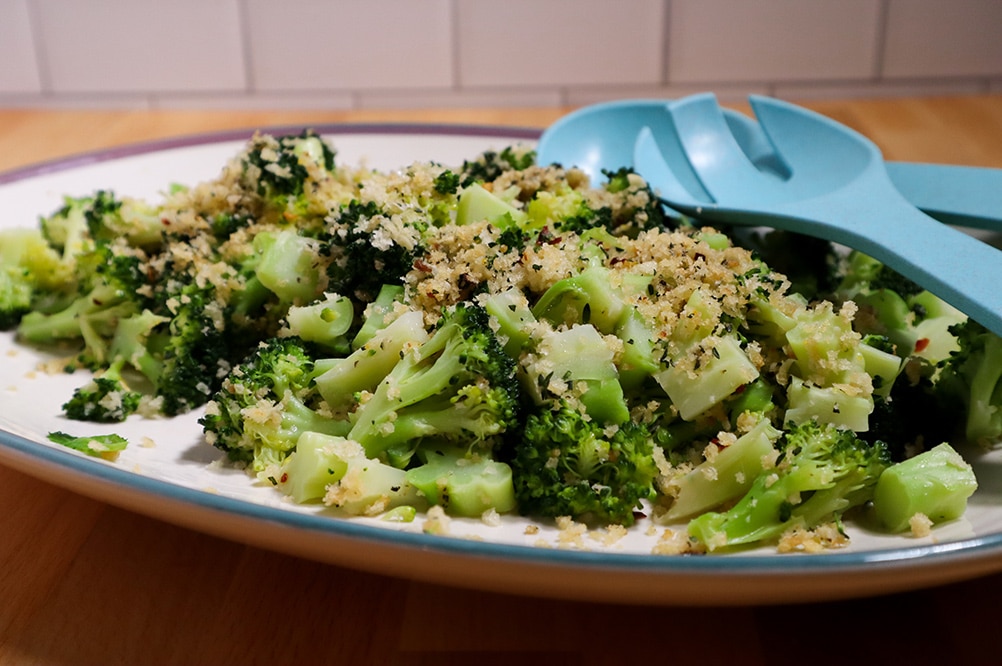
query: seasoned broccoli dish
3 129 987 553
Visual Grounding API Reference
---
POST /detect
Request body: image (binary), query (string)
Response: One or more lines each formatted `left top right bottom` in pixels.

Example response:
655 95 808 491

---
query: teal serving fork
536 98 1002 229
632 93 1002 336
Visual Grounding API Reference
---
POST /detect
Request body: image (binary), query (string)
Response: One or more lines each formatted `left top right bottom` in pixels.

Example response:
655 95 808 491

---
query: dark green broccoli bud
346 303 522 461
325 200 425 303
62 361 142 422
0 266 33 329
199 336 349 473
241 129 336 198
459 146 535 187
433 169 460 195
510 405 659 526
733 229 840 300
688 421 891 550
936 319 1002 444
155 282 232 416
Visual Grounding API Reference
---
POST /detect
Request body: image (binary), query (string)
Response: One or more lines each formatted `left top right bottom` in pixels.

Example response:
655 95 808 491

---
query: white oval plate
2 124 1002 606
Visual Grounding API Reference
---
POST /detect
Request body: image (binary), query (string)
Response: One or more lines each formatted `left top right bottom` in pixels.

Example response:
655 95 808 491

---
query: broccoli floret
238 130 338 231
346 303 522 462
61 310 168 423
433 169 461 195
510 405 658 526
62 361 142 422
0 227 77 328
277 432 425 513
688 421 891 551
733 229 840 300
937 319 1002 445
325 200 425 303
199 336 348 475
16 241 147 368
155 282 232 416
459 145 535 187
241 129 336 199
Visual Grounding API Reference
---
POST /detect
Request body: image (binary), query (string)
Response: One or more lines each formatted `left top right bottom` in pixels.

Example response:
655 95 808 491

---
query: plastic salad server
536 98 1002 229
631 93 1002 337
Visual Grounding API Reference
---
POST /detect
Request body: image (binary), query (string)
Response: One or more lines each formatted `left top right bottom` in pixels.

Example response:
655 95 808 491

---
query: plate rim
3 121 1002 604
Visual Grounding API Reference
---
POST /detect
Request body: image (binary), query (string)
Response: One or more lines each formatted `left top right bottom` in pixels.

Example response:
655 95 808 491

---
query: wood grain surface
2 97 1002 665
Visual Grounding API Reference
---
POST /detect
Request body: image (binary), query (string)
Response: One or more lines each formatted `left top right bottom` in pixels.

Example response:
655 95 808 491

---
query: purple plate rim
0 122 544 186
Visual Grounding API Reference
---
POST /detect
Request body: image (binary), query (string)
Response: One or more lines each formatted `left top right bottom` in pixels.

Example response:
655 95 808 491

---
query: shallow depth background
1 0 1001 111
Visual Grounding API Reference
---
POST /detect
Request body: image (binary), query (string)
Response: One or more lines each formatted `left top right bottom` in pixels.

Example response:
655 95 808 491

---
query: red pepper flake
279 472 288 484
915 338 930 353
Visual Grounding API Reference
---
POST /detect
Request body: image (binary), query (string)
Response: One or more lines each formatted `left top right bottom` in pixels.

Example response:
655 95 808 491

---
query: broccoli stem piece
278 432 425 513
655 335 760 422
872 443 978 533
351 283 405 348
663 417 782 521
404 445 516 517
284 292 354 353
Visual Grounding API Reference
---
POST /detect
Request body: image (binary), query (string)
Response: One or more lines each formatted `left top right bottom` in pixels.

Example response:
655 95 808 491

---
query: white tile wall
33 0 246 93
1 0 1000 110
882 0 1002 78
667 0 881 83
0 0 41 93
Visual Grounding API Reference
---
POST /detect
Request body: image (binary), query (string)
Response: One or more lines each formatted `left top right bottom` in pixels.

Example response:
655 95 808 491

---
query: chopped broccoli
199 336 348 475
277 431 425 513
688 421 891 551
459 145 535 186
16 241 148 368
937 319 1002 444
872 443 978 532
345 303 522 462
325 200 425 303
510 405 658 526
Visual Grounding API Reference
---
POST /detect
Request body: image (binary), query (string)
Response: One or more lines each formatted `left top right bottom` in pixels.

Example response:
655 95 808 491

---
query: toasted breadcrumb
909 512 934 538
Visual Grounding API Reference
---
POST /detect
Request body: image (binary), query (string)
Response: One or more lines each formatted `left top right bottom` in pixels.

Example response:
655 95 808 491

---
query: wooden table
2 98 1002 665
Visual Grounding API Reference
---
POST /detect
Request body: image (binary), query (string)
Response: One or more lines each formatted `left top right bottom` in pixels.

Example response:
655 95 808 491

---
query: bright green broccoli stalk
510 405 659 526
688 421 891 551
872 443 978 533
405 444 517 517
199 336 349 476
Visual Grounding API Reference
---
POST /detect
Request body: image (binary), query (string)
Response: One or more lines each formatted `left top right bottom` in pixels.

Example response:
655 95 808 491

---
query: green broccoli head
459 145 535 187
241 129 336 199
937 318 1002 444
16 241 149 367
199 336 348 474
324 200 425 303
346 302 522 461
510 405 658 526
688 421 891 550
